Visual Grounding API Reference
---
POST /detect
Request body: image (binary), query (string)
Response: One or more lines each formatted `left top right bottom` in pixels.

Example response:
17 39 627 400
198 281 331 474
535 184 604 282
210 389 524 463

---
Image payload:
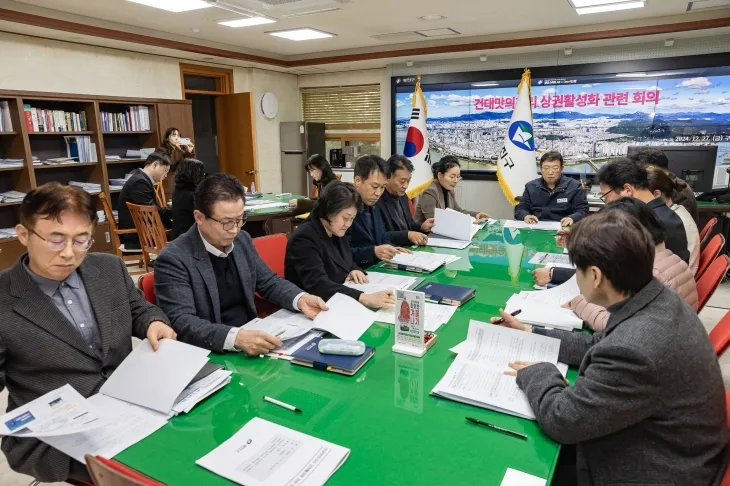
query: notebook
416 282 476 306
291 336 375 376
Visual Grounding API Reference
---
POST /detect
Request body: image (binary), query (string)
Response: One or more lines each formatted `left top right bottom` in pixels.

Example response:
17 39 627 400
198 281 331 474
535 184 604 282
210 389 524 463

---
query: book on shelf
23 104 87 133
0 159 24 169
0 101 13 131
100 106 151 132
125 148 155 159
65 136 95 163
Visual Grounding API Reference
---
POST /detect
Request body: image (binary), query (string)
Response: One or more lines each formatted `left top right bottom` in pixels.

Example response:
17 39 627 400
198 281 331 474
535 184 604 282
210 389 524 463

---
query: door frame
180 63 234 97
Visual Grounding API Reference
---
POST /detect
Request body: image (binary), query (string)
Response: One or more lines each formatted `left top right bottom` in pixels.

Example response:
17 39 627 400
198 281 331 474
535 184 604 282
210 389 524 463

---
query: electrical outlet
105 232 110 243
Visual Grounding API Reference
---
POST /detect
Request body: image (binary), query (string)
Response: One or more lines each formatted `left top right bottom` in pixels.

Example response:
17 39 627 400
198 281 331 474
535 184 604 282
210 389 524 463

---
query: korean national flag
403 81 432 188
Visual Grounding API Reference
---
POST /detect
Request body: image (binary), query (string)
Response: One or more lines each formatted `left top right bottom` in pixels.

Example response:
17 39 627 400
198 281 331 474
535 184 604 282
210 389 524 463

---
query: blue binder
416 282 476 306
291 337 375 376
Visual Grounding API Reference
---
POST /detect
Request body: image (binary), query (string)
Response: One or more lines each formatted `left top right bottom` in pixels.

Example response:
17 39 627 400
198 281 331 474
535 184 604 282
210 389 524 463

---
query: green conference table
118 223 574 485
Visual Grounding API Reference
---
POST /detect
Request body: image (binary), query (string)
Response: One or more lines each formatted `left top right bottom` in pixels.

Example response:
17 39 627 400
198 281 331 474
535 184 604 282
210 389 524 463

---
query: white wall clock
260 92 279 120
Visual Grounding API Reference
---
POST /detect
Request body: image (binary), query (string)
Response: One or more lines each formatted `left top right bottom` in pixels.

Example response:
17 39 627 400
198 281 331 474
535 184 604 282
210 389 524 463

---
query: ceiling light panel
415 28 460 37
267 27 335 40
219 16 276 27
126 0 212 12
570 0 634 6
575 1 645 14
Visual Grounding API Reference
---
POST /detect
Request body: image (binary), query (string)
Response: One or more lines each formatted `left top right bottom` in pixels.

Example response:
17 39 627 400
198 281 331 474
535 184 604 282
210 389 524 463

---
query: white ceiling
6 0 722 58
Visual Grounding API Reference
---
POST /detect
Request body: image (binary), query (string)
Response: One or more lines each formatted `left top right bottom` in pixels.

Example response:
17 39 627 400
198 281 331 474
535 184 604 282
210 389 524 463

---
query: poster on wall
394 66 730 188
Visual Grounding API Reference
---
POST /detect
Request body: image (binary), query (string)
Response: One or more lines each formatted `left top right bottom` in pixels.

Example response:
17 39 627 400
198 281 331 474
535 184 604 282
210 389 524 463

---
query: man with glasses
154 173 328 354
117 151 173 250
0 183 175 483
515 151 588 227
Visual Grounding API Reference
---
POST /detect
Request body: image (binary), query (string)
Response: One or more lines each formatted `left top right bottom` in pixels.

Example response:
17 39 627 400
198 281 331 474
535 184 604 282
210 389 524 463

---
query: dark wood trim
180 63 235 98
1 7 729 68
0 88 191 105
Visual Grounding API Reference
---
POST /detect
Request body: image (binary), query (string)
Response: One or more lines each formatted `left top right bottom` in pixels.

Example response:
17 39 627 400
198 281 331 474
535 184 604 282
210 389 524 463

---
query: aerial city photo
395 69 730 187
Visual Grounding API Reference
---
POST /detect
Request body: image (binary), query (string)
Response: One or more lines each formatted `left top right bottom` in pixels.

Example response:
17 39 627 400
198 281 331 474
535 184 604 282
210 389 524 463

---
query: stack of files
244 201 289 212
99 106 151 132
43 157 76 165
505 278 583 331
382 251 460 273
125 148 156 159
0 101 12 131
504 220 562 231
197 417 350 486
106 155 121 161
344 271 422 294
0 159 24 169
375 301 457 332
431 320 563 420
0 339 231 464
0 190 26 203
70 181 102 194
96 210 106 223
23 105 87 132
528 252 574 269
65 136 94 163
291 335 375 376
0 228 17 239
242 293 376 342
427 208 484 249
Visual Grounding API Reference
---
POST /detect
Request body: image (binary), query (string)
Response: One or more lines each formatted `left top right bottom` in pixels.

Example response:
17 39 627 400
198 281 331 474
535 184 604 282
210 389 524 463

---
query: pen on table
264 396 302 413
493 309 522 325
466 417 527 440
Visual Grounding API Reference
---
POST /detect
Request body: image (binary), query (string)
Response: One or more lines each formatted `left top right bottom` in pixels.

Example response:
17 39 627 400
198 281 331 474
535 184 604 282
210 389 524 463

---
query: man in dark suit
348 155 408 268
117 152 172 249
0 183 175 483
495 210 727 486
154 173 328 355
376 154 434 247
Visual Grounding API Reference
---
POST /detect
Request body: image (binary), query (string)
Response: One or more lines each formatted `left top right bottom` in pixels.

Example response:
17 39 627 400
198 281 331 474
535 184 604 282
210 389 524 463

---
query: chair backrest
700 216 718 247
85 454 166 486
99 192 122 255
252 233 288 277
154 182 166 207
408 198 415 217
126 202 168 259
709 310 730 357
697 255 730 312
698 234 726 281
138 272 156 305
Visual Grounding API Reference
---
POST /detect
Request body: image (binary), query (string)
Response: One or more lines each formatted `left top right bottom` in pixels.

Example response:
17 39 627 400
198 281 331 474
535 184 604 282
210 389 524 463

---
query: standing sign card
392 290 428 357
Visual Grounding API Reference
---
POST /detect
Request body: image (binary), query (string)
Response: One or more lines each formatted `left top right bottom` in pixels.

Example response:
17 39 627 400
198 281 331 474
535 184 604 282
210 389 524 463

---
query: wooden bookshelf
0 90 193 270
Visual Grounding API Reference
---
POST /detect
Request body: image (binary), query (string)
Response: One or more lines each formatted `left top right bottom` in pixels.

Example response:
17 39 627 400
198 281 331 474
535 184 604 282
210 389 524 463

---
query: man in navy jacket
514 151 589 227
348 155 407 268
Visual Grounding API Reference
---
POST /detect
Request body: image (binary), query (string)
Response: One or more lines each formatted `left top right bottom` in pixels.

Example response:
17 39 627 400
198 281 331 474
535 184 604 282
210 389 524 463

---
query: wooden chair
98 193 143 273
153 182 166 207
126 202 169 272
85 454 166 485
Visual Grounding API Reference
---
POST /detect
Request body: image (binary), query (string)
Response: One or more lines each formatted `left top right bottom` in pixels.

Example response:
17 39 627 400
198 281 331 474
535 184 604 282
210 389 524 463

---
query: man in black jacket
376 154 435 247
514 151 588 226
117 152 172 249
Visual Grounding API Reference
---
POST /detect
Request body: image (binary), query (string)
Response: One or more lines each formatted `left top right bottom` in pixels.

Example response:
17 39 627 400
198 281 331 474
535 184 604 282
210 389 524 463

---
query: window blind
301 85 380 130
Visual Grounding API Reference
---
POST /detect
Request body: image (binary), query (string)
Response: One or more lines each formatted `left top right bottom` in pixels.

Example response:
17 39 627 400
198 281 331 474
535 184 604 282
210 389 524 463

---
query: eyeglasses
446 175 462 182
29 228 94 252
209 215 247 231
541 166 561 173
599 187 619 203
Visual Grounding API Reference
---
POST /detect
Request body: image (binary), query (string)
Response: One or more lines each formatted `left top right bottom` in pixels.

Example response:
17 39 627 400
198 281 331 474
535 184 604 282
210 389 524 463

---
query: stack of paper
96 210 106 223
197 418 350 486
126 148 155 159
431 321 562 419
244 201 289 212
0 159 23 169
344 271 421 294
69 181 102 194
504 277 582 331
528 252 574 269
504 220 562 231
106 155 121 161
427 208 484 249
383 251 458 273
375 301 458 332
0 191 26 203
0 228 17 239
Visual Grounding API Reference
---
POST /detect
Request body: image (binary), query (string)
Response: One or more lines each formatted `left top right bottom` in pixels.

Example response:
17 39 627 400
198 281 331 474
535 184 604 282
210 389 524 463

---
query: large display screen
393 65 730 187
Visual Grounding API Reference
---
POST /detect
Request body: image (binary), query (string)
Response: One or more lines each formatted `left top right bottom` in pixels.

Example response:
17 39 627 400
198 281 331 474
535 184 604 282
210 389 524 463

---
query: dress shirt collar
198 226 234 258
141 168 155 187
23 257 80 297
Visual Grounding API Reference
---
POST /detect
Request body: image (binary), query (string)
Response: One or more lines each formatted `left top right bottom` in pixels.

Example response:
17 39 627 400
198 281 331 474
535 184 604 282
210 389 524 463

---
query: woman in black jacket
171 158 206 239
285 181 395 309
290 154 338 213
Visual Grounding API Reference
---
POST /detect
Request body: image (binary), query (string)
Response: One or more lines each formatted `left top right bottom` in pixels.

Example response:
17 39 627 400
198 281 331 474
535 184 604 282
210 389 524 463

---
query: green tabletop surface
244 193 307 217
117 222 577 485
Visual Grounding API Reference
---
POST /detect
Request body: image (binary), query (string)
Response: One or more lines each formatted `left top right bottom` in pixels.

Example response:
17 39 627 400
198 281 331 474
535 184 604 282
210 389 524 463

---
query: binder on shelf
0 101 13 132
416 282 476 306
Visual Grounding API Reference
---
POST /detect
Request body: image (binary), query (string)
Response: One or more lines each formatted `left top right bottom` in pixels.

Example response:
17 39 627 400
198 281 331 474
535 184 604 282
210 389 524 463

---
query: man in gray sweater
494 209 728 486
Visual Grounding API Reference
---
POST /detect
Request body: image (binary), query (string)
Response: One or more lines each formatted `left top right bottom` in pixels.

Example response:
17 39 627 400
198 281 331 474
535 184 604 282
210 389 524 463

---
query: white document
268 330 325 359
99 339 210 415
0 385 107 437
426 237 471 249
244 201 289 211
431 321 561 420
449 341 568 377
197 417 350 486
344 272 420 294
505 293 583 331
504 220 562 231
243 310 315 341
500 468 547 486
522 276 580 307
172 369 233 415
390 252 452 272
528 252 574 269
374 302 458 332
42 394 168 463
430 208 477 246
312 293 376 341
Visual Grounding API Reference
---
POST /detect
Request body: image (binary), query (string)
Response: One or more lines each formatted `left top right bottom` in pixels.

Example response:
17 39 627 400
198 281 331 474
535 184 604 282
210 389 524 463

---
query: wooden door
156 102 194 146
215 93 258 189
